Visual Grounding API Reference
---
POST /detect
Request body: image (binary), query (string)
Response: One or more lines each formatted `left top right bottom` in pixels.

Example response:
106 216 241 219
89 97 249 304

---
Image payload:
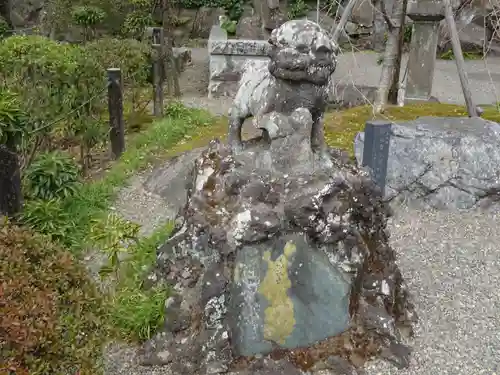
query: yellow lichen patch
258 241 297 345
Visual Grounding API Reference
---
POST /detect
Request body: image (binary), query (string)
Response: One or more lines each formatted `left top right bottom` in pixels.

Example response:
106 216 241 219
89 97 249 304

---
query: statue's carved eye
316 45 331 54
296 44 310 53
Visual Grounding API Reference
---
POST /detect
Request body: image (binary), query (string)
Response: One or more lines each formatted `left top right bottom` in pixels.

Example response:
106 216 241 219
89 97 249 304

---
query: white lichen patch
195 166 215 191
226 209 252 248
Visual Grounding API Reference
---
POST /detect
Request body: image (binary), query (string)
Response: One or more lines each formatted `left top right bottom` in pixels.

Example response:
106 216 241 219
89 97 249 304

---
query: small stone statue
228 19 338 158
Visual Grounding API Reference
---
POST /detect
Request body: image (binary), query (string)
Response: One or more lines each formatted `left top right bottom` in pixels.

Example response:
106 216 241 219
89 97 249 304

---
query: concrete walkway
334 52 500 106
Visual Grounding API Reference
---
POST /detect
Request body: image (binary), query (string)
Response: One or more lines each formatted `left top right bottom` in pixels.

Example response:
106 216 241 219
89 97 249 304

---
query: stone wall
208 25 270 98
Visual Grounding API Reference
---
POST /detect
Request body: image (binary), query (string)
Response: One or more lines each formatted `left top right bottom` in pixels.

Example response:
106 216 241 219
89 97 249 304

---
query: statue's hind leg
228 115 245 152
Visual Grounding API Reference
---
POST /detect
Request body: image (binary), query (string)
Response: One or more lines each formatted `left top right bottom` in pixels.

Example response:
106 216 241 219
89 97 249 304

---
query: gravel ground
365 206 500 375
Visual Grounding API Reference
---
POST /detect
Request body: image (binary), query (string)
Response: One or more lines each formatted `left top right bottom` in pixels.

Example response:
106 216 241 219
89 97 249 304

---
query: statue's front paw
228 141 244 154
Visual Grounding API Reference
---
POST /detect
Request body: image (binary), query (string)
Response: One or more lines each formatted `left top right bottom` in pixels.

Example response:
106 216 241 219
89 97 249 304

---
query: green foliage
82 37 152 86
71 5 106 27
24 151 81 201
0 35 105 147
219 0 246 21
0 16 8 38
288 0 309 19
0 221 109 375
90 213 140 277
0 91 29 148
19 199 79 247
109 222 172 341
439 49 483 60
174 0 220 9
221 18 237 34
175 0 246 20
403 23 413 44
122 10 155 38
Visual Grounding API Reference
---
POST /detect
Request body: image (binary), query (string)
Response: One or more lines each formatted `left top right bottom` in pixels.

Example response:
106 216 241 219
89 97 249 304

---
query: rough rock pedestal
140 20 416 375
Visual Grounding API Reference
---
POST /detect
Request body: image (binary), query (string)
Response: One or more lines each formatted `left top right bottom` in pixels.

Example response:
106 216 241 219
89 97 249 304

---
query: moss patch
161 103 500 159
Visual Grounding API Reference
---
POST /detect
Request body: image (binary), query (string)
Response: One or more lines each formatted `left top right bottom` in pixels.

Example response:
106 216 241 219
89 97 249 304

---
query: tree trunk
331 0 359 44
0 0 13 30
387 0 408 104
162 0 181 98
373 0 407 113
371 0 387 52
0 144 22 217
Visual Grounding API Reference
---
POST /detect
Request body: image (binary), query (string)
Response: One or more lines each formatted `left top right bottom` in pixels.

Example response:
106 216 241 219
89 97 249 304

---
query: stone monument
139 19 417 375
405 0 445 102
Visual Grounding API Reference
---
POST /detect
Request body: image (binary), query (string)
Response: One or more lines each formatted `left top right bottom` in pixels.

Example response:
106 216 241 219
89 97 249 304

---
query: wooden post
152 43 164 117
443 0 478 117
107 68 125 159
0 145 22 217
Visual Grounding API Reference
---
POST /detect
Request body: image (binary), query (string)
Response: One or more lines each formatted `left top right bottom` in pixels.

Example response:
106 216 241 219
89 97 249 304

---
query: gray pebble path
365 206 500 375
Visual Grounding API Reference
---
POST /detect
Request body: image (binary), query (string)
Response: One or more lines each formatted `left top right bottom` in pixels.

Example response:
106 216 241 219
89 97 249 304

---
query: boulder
140 19 416 375
354 116 500 210
235 15 266 39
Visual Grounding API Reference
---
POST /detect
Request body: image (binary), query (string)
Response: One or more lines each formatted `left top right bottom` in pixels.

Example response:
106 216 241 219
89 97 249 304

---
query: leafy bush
24 151 81 200
19 198 80 247
0 221 109 375
72 5 107 27
0 35 105 142
82 37 152 87
71 5 107 41
109 223 173 341
0 16 8 38
0 91 30 149
288 0 309 19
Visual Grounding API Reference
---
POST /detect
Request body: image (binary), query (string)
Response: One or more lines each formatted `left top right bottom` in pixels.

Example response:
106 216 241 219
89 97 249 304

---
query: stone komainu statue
228 19 339 156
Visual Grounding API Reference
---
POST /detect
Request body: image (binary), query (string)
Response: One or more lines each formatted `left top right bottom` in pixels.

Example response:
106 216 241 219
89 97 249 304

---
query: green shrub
0 35 105 139
72 5 106 27
109 223 173 341
24 151 81 201
0 220 109 375
71 5 107 41
0 91 30 149
82 37 152 87
0 16 8 38
19 198 80 247
288 0 309 19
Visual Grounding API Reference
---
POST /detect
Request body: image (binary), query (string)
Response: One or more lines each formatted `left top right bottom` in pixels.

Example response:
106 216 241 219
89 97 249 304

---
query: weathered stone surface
231 233 351 356
208 25 270 98
354 116 500 209
236 15 266 39
228 20 338 155
173 47 192 72
143 148 204 219
143 19 416 375
209 40 271 56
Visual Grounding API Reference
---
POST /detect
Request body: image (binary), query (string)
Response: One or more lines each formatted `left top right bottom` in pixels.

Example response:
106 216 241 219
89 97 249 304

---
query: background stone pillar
405 0 445 101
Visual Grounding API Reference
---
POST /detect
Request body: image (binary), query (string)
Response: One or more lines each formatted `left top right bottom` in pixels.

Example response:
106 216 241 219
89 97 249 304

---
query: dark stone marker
362 120 391 194
0 145 22 217
107 68 125 160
